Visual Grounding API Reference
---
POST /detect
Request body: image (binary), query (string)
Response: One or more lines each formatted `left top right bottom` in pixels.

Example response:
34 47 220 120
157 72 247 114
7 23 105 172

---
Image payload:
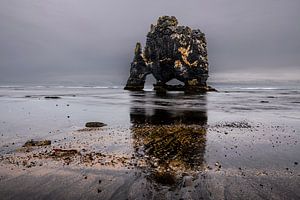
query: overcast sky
0 0 299 85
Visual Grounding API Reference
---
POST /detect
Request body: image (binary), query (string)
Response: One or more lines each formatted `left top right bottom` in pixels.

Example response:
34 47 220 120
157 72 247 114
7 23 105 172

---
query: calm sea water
0 81 299 170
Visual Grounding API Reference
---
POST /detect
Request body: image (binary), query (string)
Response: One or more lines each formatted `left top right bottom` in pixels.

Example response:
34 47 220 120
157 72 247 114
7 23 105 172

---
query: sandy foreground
0 123 299 200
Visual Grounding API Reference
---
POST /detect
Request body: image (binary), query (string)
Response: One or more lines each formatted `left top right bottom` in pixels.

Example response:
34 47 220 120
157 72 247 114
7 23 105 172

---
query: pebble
183 176 193 187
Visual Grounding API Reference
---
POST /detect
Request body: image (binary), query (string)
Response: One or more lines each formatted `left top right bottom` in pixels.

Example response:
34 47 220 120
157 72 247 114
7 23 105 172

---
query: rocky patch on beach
213 121 252 129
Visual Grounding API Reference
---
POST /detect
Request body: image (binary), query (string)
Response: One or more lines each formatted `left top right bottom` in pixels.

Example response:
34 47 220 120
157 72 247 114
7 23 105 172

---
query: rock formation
124 16 214 92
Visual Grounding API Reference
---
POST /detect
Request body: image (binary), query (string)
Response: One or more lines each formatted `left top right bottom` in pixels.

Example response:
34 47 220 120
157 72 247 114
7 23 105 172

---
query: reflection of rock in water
133 124 206 185
129 92 207 185
130 92 207 125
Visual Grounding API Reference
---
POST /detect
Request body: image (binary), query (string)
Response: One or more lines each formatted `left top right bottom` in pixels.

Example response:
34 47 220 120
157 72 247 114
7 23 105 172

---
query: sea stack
124 16 214 93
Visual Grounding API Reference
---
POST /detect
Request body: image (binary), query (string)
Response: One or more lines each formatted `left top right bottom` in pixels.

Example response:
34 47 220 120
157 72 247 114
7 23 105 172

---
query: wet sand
0 85 299 199
1 123 299 200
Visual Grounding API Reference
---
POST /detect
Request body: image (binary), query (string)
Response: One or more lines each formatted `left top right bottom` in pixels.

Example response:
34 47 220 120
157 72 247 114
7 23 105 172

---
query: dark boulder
44 96 61 99
125 16 212 93
85 122 107 128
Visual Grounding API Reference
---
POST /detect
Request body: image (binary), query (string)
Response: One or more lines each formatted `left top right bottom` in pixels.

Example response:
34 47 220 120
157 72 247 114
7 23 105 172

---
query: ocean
0 81 299 199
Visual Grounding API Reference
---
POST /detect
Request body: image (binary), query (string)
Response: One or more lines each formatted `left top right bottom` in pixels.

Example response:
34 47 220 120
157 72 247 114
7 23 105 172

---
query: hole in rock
144 74 156 89
166 79 183 85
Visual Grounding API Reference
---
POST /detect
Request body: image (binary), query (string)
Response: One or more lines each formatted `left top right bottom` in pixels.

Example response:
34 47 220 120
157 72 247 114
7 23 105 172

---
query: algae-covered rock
23 140 51 147
51 149 79 157
125 16 212 92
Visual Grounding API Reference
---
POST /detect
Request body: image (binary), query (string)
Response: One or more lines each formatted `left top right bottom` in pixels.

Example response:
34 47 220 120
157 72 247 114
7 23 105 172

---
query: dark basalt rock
125 16 213 93
85 122 107 128
44 96 61 99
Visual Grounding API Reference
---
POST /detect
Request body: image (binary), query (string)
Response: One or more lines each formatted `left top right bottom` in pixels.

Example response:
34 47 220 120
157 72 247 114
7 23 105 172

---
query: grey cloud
0 0 299 84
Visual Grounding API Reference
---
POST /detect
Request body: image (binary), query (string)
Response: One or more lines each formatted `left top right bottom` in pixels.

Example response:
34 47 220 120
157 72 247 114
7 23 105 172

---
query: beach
0 82 299 200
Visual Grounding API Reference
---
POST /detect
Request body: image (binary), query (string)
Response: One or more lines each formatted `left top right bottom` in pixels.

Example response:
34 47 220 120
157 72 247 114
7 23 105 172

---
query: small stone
45 96 61 99
23 140 51 147
85 122 107 128
260 101 269 103
183 176 193 187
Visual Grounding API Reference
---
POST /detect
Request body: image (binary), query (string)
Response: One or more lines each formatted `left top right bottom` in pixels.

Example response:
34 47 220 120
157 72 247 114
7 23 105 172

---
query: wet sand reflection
129 92 208 185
